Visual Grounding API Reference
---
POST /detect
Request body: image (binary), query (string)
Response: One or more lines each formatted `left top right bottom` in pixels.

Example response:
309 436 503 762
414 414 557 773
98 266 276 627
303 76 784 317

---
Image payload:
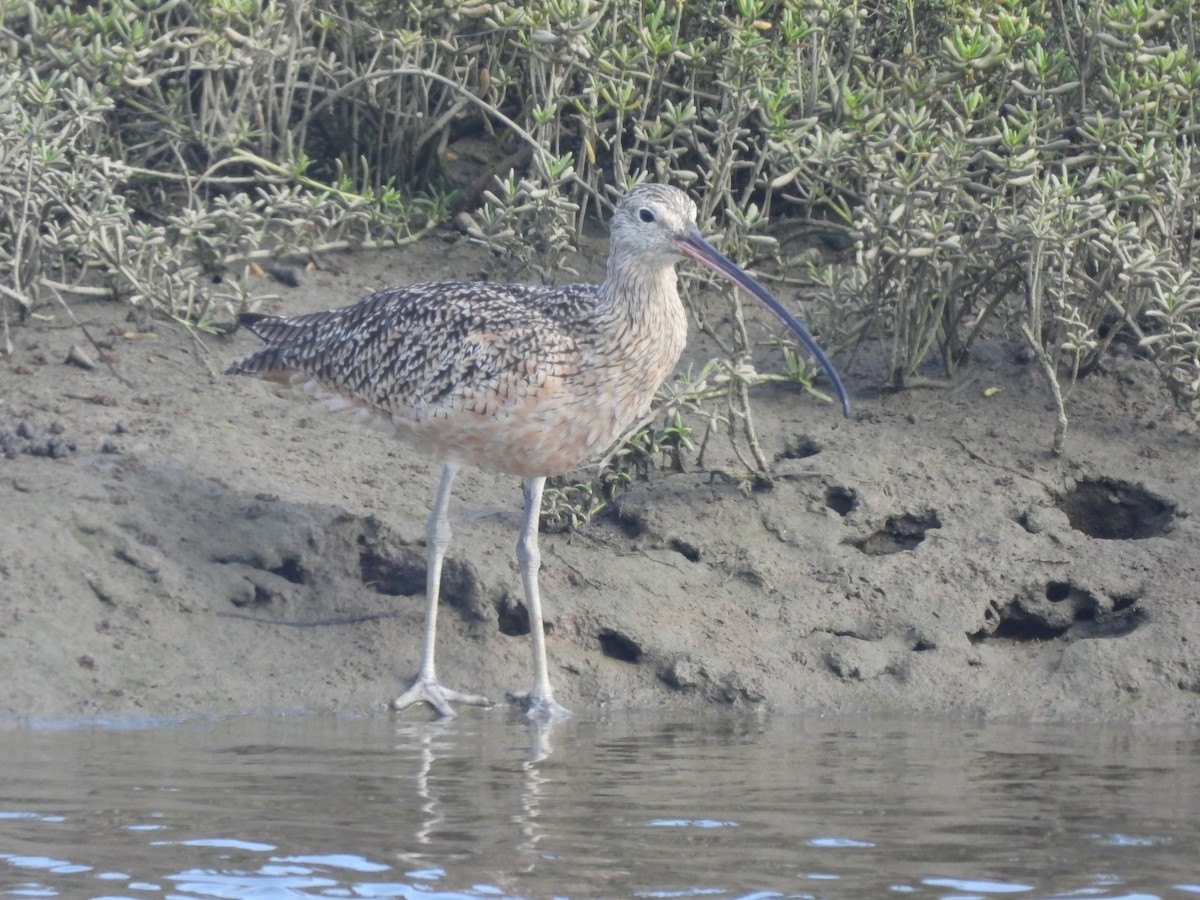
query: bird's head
608 183 700 267
608 183 851 417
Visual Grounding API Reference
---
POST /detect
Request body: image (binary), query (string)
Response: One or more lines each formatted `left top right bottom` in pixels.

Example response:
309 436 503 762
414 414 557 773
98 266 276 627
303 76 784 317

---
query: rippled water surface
1 712 1198 899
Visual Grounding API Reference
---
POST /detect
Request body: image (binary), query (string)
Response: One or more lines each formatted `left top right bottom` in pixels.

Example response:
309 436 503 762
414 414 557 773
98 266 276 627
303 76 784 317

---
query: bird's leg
507 476 573 722
392 462 494 718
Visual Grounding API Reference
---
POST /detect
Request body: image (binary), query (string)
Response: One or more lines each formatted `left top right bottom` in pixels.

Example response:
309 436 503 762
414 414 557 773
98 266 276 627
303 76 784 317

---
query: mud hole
2 240 1199 722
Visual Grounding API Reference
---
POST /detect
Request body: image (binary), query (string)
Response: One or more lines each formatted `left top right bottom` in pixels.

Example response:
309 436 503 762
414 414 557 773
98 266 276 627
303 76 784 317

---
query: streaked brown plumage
227 183 850 722
231 274 685 478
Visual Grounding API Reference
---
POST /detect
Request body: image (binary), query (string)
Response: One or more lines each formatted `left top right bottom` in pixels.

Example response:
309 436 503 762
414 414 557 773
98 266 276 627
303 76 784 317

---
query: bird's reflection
389 712 567 875
401 718 453 849
524 716 558 761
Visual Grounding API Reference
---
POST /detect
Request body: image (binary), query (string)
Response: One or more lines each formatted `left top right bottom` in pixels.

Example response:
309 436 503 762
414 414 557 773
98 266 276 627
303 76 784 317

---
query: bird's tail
236 312 268 331
225 313 307 379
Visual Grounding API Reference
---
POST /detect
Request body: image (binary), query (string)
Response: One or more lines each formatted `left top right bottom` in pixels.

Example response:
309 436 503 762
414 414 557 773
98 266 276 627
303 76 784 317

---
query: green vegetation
2 0 1197 480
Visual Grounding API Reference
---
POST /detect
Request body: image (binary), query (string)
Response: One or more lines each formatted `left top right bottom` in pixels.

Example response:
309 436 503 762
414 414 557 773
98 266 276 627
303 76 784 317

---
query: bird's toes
391 680 494 718
440 687 496 710
507 690 573 723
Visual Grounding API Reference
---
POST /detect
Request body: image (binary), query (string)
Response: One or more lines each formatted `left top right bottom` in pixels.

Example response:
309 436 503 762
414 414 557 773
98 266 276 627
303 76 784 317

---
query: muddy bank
2 237 1198 724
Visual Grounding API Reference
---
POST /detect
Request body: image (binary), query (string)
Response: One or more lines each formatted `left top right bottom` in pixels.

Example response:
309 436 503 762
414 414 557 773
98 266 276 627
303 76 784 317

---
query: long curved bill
677 226 851 417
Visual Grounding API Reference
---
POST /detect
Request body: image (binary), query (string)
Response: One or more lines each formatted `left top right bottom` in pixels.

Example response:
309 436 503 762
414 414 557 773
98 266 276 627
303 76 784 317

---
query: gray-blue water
1 712 1197 899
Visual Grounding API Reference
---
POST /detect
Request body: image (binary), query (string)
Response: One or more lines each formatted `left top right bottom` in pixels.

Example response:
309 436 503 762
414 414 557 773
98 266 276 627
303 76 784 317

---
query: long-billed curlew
226 183 850 722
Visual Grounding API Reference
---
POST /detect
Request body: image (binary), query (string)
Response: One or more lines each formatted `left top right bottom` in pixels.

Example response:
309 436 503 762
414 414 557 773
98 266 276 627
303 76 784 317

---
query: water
1 712 1197 899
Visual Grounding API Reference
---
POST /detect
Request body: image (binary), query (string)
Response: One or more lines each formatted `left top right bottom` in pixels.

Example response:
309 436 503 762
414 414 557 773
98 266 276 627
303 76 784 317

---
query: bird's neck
594 261 690 393
598 261 686 332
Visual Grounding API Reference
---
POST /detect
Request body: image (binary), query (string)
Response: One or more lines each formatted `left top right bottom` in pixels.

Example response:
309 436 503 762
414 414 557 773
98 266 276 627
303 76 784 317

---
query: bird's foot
507 690 573 723
391 678 494 719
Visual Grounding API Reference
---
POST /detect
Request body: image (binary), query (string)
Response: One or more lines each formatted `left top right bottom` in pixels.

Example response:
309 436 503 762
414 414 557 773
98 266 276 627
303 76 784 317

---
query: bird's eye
638 207 656 224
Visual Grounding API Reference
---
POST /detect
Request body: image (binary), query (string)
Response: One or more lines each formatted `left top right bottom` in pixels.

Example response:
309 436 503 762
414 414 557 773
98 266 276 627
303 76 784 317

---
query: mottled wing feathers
226 282 595 418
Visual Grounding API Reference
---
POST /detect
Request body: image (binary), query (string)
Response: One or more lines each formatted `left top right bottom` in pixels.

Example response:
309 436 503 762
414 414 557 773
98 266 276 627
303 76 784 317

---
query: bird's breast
389 305 688 477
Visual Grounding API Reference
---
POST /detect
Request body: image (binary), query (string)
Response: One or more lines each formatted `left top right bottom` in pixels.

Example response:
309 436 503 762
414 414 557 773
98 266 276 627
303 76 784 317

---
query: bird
226 183 851 722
